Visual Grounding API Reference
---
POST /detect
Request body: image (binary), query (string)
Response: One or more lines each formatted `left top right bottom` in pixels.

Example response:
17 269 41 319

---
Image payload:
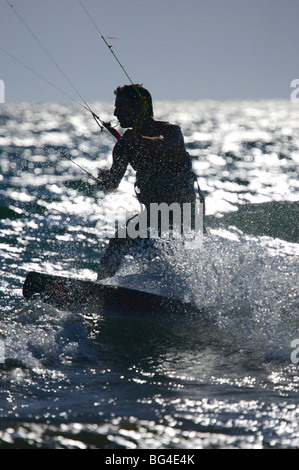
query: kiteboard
23 271 198 316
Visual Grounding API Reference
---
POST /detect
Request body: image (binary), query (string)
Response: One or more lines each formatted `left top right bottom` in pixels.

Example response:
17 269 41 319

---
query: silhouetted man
96 84 203 280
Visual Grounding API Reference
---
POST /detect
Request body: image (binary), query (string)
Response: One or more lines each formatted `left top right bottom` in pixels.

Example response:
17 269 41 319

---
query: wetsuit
97 121 198 279
105 121 196 205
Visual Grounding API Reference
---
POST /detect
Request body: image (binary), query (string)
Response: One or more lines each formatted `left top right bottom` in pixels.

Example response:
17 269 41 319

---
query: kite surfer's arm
97 138 129 191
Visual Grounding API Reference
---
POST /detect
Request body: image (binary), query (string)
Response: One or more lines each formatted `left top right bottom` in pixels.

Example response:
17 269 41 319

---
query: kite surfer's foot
97 263 118 281
97 250 122 280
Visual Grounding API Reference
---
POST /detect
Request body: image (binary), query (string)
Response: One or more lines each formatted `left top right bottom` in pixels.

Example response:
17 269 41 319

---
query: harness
133 170 205 220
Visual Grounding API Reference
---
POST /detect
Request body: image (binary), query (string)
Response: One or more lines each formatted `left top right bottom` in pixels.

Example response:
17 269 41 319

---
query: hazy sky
1 0 298 103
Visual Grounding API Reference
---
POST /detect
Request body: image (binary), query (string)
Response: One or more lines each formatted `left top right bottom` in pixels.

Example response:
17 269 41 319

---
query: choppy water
0 100 298 449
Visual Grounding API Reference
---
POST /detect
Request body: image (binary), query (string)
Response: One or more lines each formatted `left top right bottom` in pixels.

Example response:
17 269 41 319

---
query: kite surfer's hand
96 169 110 186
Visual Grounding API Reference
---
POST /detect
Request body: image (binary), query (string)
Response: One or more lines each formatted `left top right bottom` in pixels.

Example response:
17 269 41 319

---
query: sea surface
0 99 298 449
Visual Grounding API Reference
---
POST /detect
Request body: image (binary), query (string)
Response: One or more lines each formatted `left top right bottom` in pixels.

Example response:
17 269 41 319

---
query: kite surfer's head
114 84 153 128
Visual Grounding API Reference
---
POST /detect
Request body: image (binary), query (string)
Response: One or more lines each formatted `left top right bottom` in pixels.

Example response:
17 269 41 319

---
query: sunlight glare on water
0 99 298 448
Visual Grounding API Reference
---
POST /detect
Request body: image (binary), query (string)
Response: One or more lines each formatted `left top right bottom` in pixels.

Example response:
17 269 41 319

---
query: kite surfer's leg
97 214 140 280
97 236 151 280
97 239 124 280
